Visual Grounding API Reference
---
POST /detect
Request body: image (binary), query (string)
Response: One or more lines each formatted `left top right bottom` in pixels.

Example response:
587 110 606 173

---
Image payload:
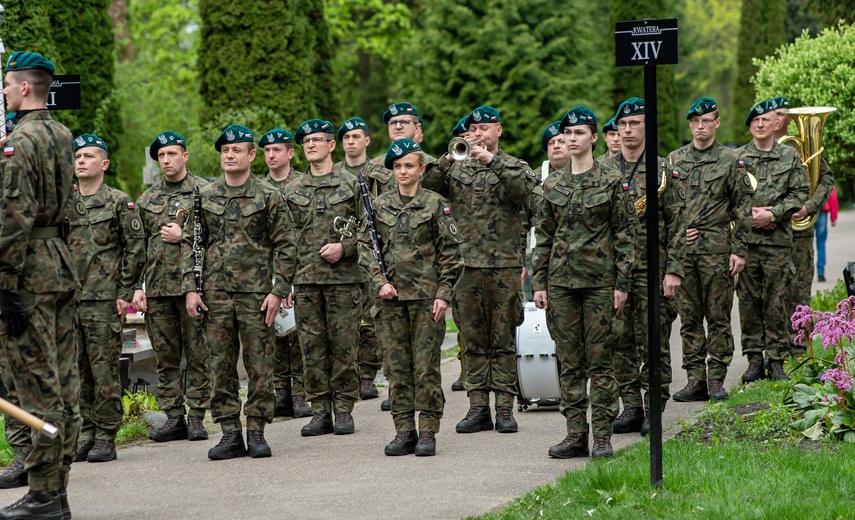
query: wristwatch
769 209 777 223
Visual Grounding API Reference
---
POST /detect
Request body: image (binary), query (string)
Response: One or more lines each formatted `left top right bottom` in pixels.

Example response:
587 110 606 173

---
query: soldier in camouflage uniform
601 98 687 436
0 52 80 518
667 98 753 403
257 127 311 419
184 124 296 460
134 131 211 443
737 101 809 382
598 117 621 163
359 139 464 456
422 105 539 435
449 115 470 393
283 119 364 437
67 134 146 463
532 106 636 459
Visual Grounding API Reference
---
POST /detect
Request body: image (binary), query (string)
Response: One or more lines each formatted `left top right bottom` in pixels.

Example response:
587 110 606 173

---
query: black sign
615 18 678 67
47 75 81 111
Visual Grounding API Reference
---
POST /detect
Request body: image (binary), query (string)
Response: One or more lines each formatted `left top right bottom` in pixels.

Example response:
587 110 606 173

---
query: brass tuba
777 106 836 232
634 160 669 218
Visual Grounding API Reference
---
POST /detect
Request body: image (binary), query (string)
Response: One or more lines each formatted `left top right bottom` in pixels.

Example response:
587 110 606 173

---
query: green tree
754 22 855 179
806 0 854 26
1 1 58 58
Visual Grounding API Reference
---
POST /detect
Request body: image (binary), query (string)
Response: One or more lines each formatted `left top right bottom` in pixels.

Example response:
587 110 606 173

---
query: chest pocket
583 190 610 225
328 189 355 210
405 210 434 246
703 166 728 182
241 198 268 241
287 189 312 228
545 186 570 208
88 208 117 246
450 167 475 186
142 200 167 234
201 196 227 239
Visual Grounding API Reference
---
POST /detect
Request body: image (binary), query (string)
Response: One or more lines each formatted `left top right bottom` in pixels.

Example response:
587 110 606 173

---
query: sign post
614 17 678 487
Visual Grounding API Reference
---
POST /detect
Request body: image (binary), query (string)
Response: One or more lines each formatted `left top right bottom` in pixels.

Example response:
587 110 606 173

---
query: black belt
30 226 64 239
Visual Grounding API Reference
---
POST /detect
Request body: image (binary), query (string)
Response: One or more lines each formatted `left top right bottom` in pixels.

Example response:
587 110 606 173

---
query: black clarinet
357 172 390 281
192 186 204 313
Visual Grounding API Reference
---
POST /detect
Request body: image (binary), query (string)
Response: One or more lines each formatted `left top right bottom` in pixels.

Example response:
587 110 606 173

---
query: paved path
2 211 852 519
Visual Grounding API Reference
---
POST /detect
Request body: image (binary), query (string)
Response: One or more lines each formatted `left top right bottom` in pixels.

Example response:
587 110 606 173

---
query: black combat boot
384 430 417 456
73 440 94 463
359 379 379 400
188 416 209 441
207 430 247 460
612 407 644 433
0 490 62 519
86 439 116 463
673 380 710 402
380 399 391 411
246 430 272 458
741 358 765 384
451 376 465 392
495 407 518 433
592 436 614 458
300 413 334 437
149 415 188 442
334 412 355 435
59 488 70 520
708 379 729 400
769 361 790 381
415 431 437 457
547 432 589 459
274 388 295 418
0 460 26 489
292 395 312 418
455 406 493 433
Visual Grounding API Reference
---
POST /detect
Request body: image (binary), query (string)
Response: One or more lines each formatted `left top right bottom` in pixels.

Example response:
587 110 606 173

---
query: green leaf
844 431 855 443
802 422 825 440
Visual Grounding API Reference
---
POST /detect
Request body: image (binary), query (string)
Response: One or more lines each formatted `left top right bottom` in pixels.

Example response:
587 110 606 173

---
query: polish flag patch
622 183 629 191
3 146 14 156
738 160 745 168
127 202 135 210
672 170 680 178
443 206 451 215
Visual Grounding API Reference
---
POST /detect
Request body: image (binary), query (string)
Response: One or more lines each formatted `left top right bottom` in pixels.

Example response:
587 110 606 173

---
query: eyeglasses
617 120 642 129
689 118 718 127
387 120 417 128
302 137 331 145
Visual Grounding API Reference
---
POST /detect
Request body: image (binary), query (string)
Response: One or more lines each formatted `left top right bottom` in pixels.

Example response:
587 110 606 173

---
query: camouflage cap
337 117 370 141
384 138 422 170
214 124 254 151
540 121 562 152
73 133 108 152
466 105 500 127
745 100 774 126
769 96 790 111
5 51 55 75
559 106 597 133
687 97 718 119
602 117 619 134
615 97 645 121
149 130 187 160
382 102 420 124
294 119 334 145
452 116 469 137
258 127 293 147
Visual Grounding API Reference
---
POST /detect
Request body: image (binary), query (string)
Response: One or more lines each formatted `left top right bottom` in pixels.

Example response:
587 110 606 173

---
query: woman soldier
531 106 637 459
358 138 464 457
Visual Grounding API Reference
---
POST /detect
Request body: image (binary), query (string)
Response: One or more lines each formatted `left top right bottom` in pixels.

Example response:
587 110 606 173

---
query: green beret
214 124 254 151
5 51 55 75
384 138 422 170
258 128 293 147
73 133 108 152
770 96 790 111
5 112 17 133
687 97 718 119
540 121 562 152
745 100 773 126
149 131 187 160
559 106 597 133
452 116 469 137
294 119 334 145
602 117 618 134
382 102 420 123
466 105 500 127
615 97 645 121
337 117 370 141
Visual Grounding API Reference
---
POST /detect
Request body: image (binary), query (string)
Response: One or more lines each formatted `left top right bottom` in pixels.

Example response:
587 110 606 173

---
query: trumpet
448 137 485 162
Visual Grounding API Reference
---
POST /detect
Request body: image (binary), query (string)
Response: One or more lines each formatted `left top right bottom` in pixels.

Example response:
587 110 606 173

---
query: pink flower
821 368 853 392
835 350 850 366
821 394 843 405
790 304 816 333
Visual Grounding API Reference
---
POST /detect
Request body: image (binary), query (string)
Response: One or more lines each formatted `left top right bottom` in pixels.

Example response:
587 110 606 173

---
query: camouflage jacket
601 151 686 277
0 110 79 294
363 152 438 197
136 172 208 297
421 148 539 268
67 182 146 302
283 163 363 285
181 173 296 296
532 160 636 292
668 141 753 257
358 187 463 301
264 170 301 191
792 158 834 239
736 142 809 247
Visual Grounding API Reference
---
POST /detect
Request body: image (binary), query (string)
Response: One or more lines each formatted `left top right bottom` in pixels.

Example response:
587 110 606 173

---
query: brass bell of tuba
777 106 836 232
448 137 485 162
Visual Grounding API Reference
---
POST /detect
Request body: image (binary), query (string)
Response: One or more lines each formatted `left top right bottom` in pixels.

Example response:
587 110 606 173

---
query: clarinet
357 172 390 281
192 186 204 313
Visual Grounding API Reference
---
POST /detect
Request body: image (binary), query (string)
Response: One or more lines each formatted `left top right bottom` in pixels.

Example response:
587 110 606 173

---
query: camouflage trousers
546 286 619 437
613 270 676 411
790 233 814 353
204 291 275 432
77 300 124 441
273 330 305 396
295 284 361 414
0 290 79 492
737 245 795 362
451 267 523 408
145 295 211 418
358 288 382 381
375 299 445 433
0 350 30 461
678 253 736 381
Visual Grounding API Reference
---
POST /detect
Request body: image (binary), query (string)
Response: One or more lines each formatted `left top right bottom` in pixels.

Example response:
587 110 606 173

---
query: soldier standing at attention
599 117 621 162
0 51 80 519
668 98 753 402
184 124 296 460
68 134 145 463
737 101 809 382
601 97 686 436
422 105 539 434
532 106 636 459
284 119 364 437
360 139 464 457
134 131 212 443
257 127 312 419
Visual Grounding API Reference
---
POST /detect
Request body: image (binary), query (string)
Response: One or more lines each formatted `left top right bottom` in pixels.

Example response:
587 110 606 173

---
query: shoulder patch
443 206 451 215
127 201 135 210
626 200 636 214
130 217 142 232
3 146 14 156
672 170 680 178
737 160 745 168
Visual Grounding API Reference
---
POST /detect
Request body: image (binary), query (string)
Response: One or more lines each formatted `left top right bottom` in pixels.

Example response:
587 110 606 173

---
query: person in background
815 185 838 282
